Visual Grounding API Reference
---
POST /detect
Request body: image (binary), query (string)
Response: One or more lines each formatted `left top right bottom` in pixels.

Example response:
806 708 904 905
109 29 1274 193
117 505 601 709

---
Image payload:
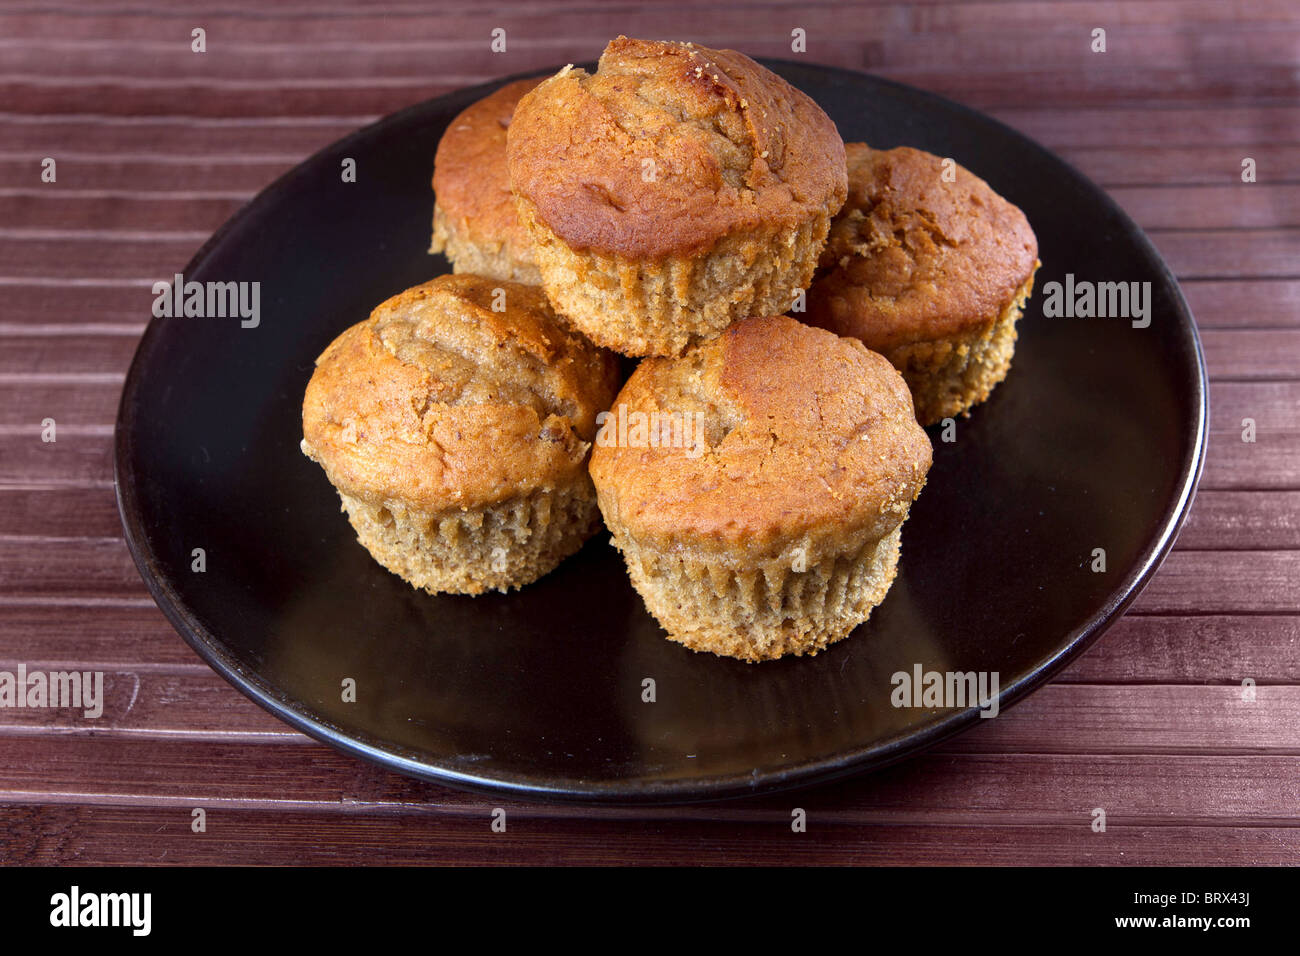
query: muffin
301 274 621 595
589 314 932 661
506 36 848 357
805 144 1039 425
429 78 543 284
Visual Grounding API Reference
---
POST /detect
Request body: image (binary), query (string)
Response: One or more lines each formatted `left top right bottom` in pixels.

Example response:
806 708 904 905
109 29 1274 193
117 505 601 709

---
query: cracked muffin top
589 314 932 561
301 275 621 511
806 144 1038 350
431 78 541 260
506 36 847 260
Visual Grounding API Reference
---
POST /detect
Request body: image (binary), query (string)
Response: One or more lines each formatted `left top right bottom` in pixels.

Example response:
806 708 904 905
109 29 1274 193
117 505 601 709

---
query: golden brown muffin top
432 78 542 255
506 36 847 260
589 314 931 560
302 275 620 511
806 144 1038 350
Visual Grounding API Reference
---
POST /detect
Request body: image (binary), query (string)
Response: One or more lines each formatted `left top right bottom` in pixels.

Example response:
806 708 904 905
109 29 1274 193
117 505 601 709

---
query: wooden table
2 0 1298 865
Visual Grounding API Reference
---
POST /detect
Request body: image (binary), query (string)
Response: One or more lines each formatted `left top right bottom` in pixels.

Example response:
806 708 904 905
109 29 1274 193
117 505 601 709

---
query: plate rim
113 59 1210 805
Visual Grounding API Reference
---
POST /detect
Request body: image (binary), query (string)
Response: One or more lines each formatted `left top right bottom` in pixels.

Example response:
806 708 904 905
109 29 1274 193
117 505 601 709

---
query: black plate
115 61 1207 804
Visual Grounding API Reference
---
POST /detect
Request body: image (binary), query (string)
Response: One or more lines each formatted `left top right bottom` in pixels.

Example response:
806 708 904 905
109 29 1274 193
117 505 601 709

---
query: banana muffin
506 36 848 357
589 314 932 661
301 274 621 595
429 78 543 284
805 144 1039 425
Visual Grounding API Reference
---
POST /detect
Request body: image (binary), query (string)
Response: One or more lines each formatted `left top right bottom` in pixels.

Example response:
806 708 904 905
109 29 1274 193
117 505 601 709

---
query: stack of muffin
301 36 1039 663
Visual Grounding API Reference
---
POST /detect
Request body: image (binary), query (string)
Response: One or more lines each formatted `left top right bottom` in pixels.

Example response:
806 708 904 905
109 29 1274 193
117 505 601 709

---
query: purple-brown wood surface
1 0 1298 865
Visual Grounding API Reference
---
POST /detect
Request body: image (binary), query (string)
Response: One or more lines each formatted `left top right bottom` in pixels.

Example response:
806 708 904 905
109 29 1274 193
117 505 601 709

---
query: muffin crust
430 78 543 283
806 144 1038 423
507 37 847 357
508 38 846 260
590 314 932 659
301 275 621 593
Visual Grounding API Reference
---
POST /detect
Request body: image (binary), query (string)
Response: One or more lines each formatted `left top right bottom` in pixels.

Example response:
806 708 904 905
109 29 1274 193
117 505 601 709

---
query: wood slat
2 2 1296 47
996 106 1300 149
0 115 361 157
0 669 294 738
1061 145 1300 186
3 595 1297 685
0 193 243 232
0 236 206 278
1208 381 1300 425
913 0 1300 30
0 669 1292 757
1182 280 1300 329
0 434 113 486
0 77 457 120
0 736 1296 829
0 108 1293 164
944 684 1300 753
0 10 900 47
0 380 121 425
1147 229 1300 280
4 27 1300 79
0 603 202 669
1175 490 1300 550
1202 431 1300 490
5 105 1294 158
0 0 913 9
1063 614 1300 683
1109 185 1300 230
2 0 1213 7
0 332 140 375
881 65 1300 109
3 803 1295 865
0 536 147 599
1128 550 1300 614
1201 331 1300 379
0 486 122 536
1 69 1296 120
0 158 291 198
0 0 965 11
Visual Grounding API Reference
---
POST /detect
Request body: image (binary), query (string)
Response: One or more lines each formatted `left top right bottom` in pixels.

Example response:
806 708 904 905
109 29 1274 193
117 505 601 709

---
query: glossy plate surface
116 62 1207 803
